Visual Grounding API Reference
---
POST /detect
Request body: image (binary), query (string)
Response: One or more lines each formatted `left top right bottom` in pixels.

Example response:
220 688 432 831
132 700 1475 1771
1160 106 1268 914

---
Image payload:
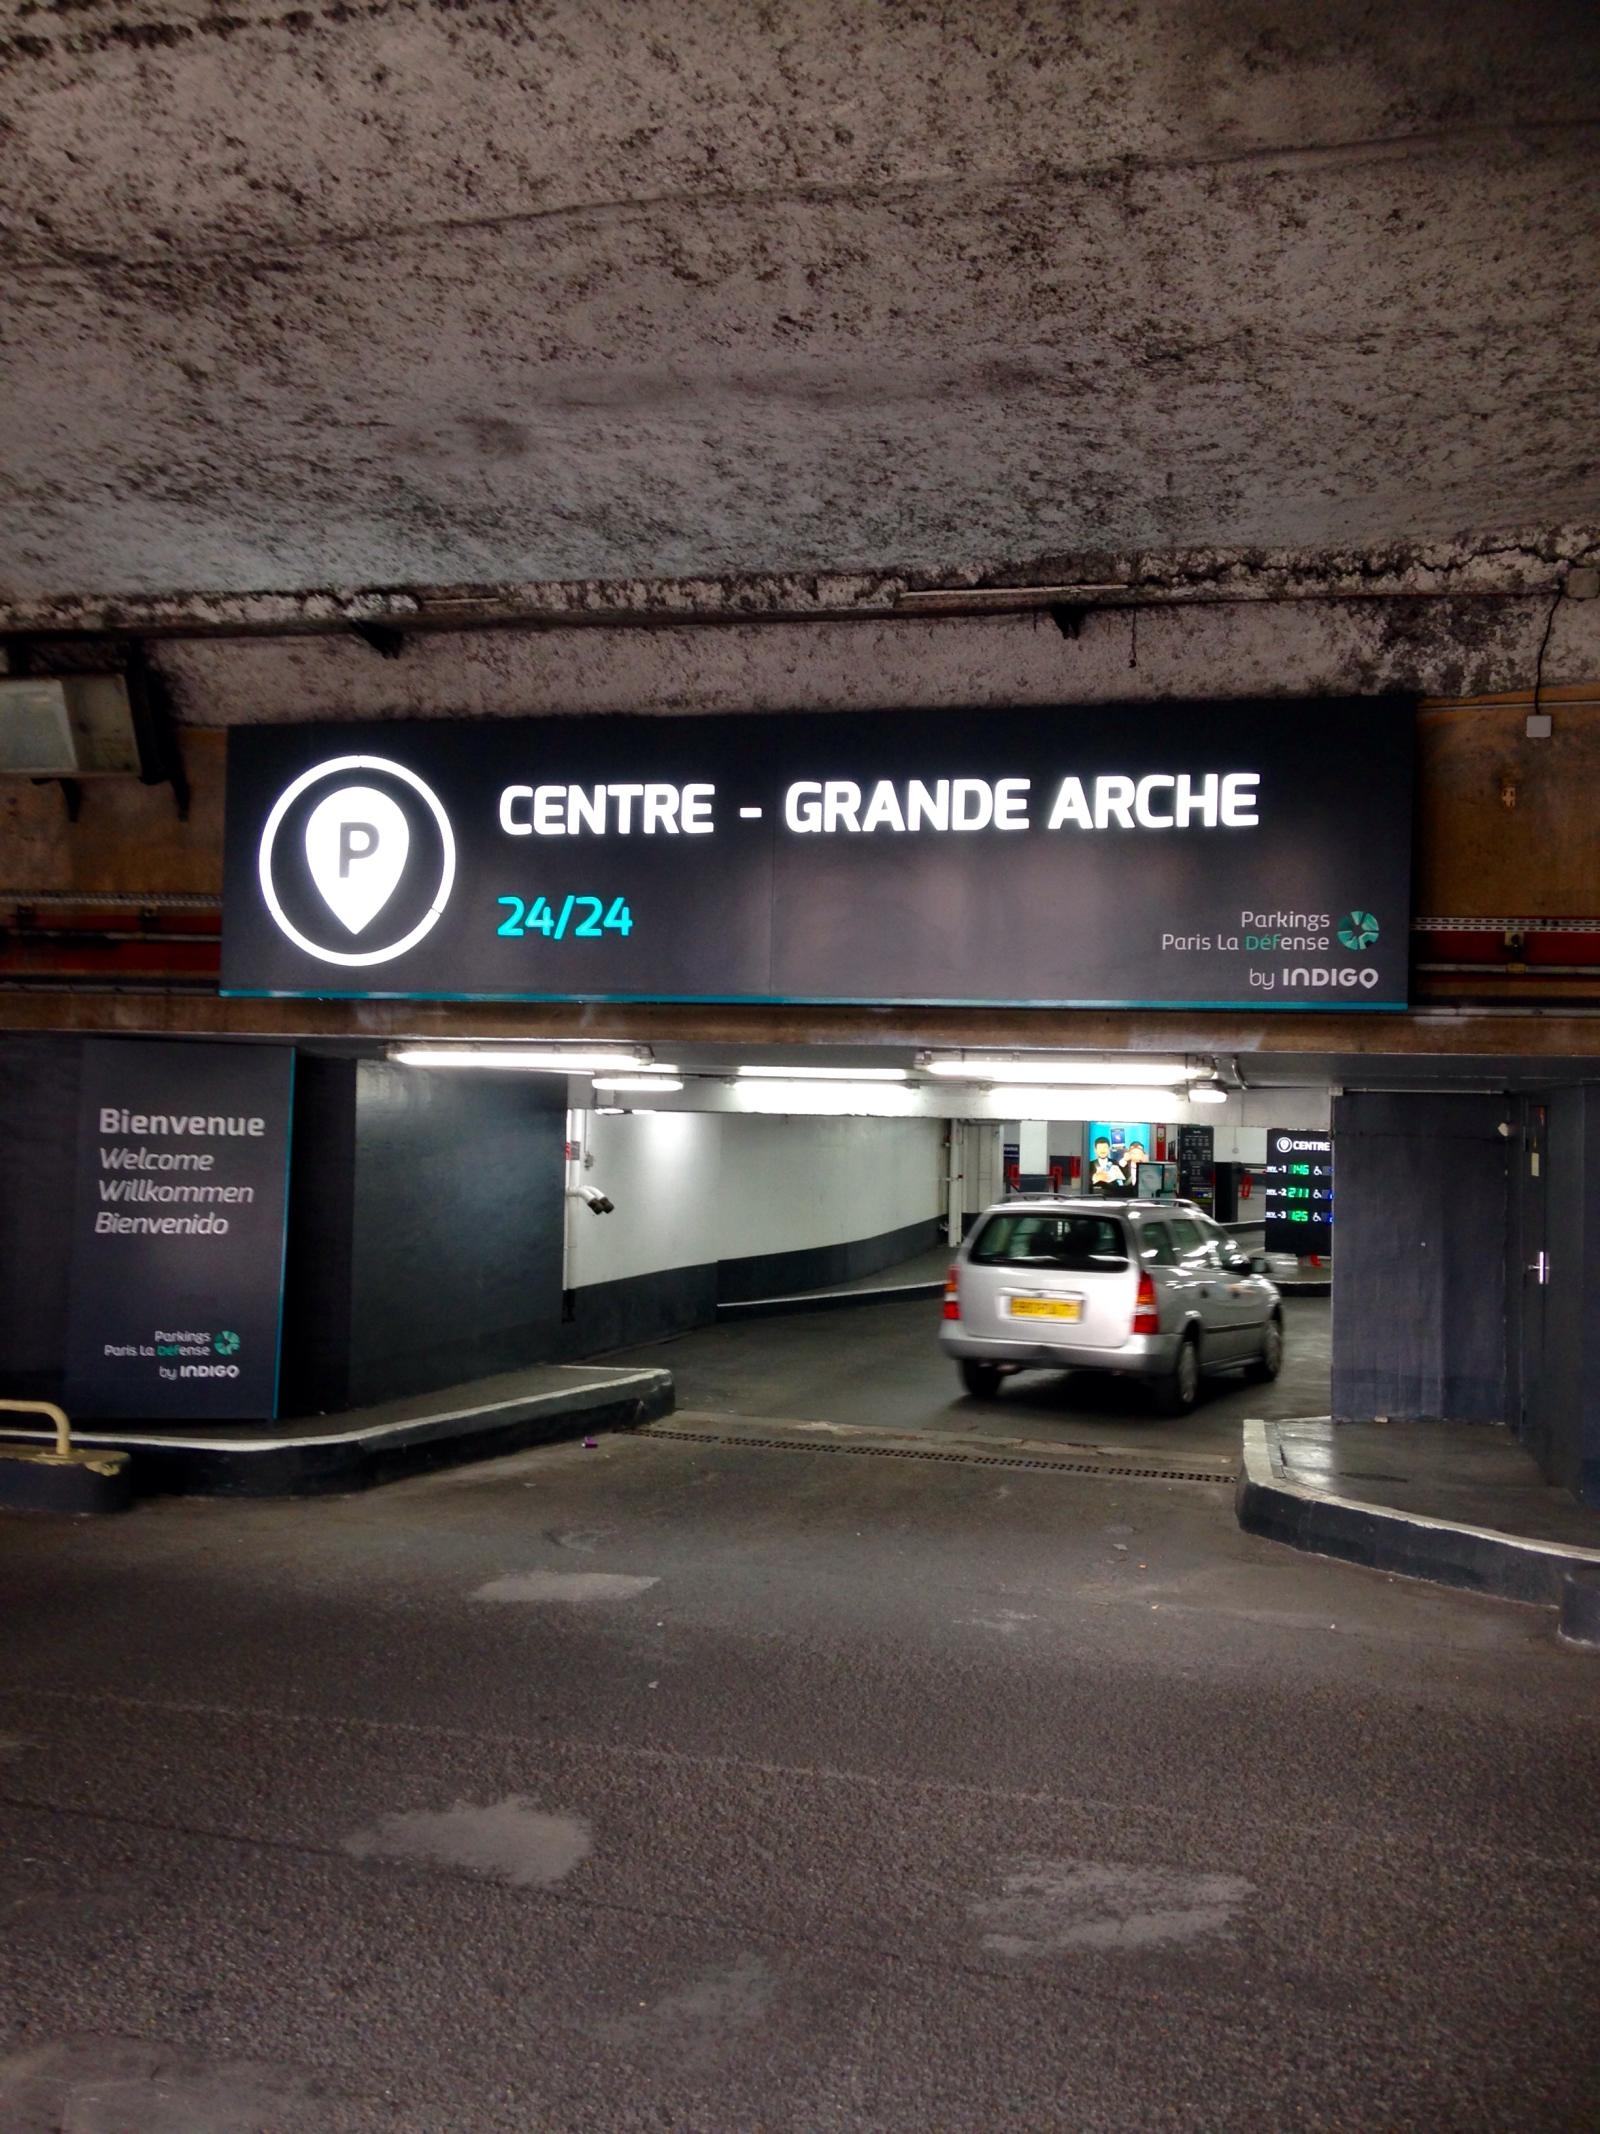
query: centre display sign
222 699 1413 1008
1264 1128 1334 1255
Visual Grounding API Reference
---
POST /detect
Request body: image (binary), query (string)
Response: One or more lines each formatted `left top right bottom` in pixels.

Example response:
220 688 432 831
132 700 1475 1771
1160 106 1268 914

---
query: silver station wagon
939 1197 1283 1414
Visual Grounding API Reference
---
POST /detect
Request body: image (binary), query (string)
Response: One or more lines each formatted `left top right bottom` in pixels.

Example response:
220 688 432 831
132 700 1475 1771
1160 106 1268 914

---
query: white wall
1017 1121 1050 1173
1211 1125 1270 1165
567 1110 945 1289
564 1109 720 1289
714 1115 944 1260
958 1121 1005 1219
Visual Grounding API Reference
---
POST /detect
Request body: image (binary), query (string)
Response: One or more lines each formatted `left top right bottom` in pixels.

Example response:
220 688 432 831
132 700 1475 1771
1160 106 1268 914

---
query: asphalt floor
625 1288 1333 1461
2 1295 1597 2131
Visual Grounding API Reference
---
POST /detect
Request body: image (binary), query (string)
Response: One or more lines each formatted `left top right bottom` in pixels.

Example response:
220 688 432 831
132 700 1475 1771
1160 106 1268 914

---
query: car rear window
970 1210 1130 1272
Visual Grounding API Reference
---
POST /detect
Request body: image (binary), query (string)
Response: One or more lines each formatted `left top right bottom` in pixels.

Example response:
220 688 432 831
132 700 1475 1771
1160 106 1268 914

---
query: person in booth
1118 1140 1149 1194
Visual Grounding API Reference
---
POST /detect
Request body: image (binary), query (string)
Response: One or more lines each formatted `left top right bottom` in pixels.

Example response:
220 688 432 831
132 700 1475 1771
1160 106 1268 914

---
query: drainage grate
641 1425 1229 1484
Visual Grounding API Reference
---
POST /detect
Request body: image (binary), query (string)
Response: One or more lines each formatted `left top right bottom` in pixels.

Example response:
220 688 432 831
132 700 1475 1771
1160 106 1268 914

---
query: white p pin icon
304 785 410 934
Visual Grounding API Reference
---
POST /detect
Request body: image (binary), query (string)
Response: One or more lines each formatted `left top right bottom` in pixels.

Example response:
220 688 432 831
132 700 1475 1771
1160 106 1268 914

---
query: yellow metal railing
0 1399 73 1460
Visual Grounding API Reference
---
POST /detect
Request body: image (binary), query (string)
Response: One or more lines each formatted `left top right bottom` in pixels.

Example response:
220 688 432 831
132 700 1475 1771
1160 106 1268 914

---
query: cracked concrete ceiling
2 0 1599 618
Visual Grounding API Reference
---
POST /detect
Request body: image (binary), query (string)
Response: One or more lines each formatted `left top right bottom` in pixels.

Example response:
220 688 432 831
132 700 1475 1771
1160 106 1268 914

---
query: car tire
1154 1332 1201 1416
959 1360 1003 1399
1246 1314 1284 1383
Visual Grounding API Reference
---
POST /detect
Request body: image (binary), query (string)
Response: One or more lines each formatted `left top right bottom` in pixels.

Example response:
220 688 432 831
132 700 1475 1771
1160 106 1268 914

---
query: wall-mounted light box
0 676 142 777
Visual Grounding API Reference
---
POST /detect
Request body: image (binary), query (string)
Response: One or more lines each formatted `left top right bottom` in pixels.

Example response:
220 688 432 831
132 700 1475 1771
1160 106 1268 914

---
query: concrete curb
0 1445 134 1515
0 1368 675 1498
1235 1417 1600 1608
1558 1569 1600 1649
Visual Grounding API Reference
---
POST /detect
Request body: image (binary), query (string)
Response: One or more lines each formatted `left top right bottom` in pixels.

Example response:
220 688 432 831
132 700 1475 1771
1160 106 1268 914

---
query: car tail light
942 1265 961 1320
1131 1269 1160 1335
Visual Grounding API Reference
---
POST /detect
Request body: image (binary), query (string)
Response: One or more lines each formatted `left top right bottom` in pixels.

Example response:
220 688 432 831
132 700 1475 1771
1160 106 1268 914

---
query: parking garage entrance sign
64 1040 294 1420
222 698 1413 1008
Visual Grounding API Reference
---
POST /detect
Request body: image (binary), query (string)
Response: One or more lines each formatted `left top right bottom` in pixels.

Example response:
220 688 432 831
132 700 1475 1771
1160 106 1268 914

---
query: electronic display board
1176 1123 1215 1212
1264 1128 1333 1255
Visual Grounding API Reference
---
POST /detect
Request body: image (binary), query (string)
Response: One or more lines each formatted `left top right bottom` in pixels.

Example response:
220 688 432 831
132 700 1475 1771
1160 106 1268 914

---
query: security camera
569 1185 615 1215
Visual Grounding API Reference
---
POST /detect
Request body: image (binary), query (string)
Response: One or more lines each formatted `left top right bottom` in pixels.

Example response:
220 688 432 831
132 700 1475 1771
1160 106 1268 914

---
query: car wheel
1246 1315 1284 1383
1154 1332 1200 1416
960 1360 1003 1399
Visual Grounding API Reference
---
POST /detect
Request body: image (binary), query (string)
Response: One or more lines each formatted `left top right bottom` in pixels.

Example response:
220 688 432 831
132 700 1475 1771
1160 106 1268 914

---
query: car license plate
1008 1297 1081 1321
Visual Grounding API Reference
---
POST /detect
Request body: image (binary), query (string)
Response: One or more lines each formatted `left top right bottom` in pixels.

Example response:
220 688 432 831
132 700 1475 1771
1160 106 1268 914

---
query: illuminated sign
1264 1129 1333 1255
223 700 1413 1007
64 1040 294 1419
1087 1122 1155 1195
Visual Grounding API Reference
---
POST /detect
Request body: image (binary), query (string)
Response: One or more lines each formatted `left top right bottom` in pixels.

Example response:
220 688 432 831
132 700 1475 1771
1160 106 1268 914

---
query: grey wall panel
0 1035 80 1402
277 1056 358 1419
0 1040 569 1419
1534 1087 1600 1505
558 1262 719 1359
1331 1092 1509 1423
346 1061 566 1406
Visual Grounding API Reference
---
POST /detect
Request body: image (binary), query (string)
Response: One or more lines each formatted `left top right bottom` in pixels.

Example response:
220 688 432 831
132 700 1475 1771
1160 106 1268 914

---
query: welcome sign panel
222 700 1413 1008
64 1040 294 1419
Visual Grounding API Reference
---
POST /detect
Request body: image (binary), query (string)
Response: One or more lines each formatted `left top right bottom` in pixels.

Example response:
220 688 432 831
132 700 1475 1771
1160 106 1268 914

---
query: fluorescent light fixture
922 1055 1195 1086
593 1105 626 1115
392 1047 651 1072
737 1064 909 1082
1189 1083 1229 1105
591 1075 685 1093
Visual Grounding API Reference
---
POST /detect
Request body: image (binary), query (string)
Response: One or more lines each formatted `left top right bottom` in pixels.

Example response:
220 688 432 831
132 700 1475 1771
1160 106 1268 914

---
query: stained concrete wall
3 2 1597 606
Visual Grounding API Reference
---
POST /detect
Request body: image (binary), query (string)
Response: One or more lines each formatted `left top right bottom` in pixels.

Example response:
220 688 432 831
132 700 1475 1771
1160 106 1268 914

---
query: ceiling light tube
737 1064 909 1081
393 1047 651 1073
1188 1083 1229 1105
590 1075 685 1093
921 1056 1195 1086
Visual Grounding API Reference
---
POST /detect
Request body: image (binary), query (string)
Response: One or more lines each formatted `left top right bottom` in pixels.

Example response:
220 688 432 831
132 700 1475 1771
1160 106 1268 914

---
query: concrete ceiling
3 0 1599 618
